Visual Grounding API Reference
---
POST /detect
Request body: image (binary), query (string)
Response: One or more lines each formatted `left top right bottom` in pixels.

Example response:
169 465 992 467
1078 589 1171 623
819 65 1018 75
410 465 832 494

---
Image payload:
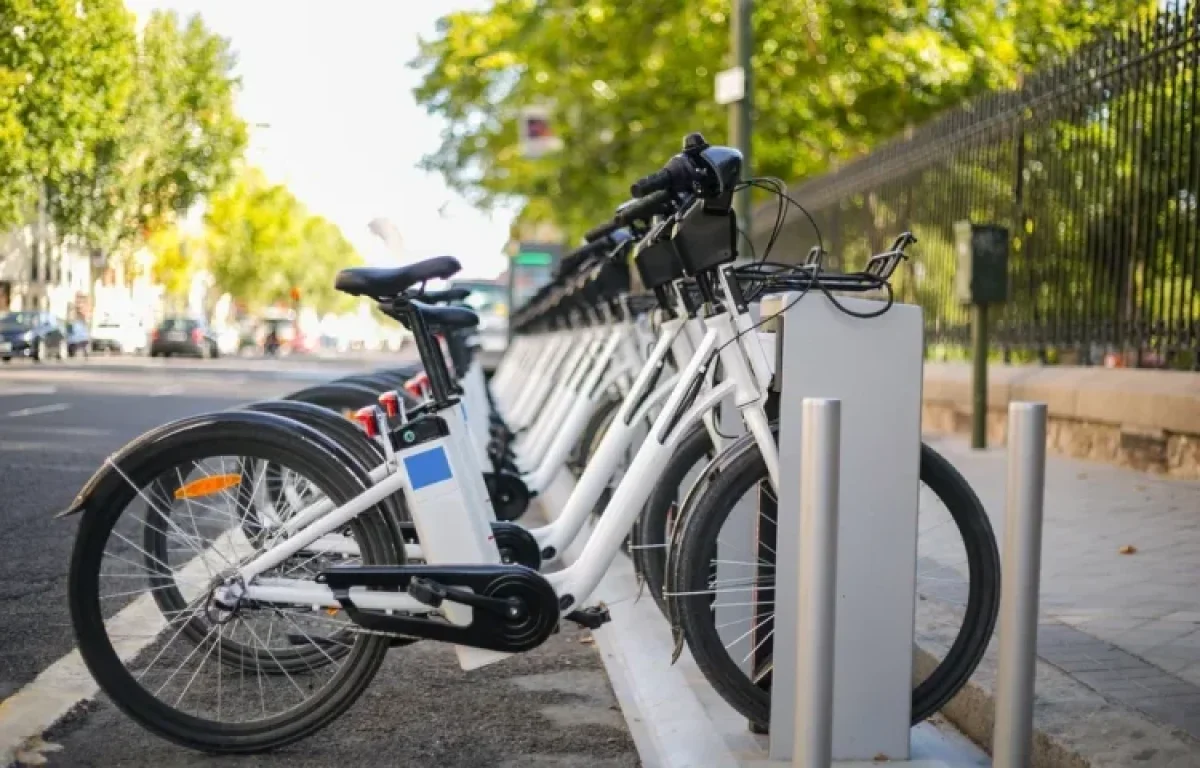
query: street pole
971 302 989 449
730 0 752 241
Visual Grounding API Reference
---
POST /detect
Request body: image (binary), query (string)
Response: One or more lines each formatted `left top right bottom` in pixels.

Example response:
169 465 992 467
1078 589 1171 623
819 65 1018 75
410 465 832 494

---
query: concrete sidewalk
921 434 1200 766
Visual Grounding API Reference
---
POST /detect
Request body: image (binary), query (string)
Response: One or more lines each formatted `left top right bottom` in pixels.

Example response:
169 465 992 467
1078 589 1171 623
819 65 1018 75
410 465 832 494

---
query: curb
916 601 1200 767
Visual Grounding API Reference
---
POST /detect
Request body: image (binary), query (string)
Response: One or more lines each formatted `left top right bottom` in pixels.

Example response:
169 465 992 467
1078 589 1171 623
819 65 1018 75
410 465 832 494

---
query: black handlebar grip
630 168 672 198
564 238 611 269
616 189 672 225
584 219 620 243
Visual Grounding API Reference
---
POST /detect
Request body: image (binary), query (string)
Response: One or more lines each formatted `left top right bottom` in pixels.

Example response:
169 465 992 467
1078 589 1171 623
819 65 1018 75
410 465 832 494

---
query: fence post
792 398 840 768
993 402 1047 767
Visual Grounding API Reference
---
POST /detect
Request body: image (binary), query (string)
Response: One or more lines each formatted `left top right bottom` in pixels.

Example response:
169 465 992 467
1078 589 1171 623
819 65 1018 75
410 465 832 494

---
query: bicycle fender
53 409 365 520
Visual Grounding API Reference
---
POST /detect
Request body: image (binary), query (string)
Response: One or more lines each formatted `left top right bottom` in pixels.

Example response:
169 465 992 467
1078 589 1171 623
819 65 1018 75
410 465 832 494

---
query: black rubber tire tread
138 399 405 672
241 398 407 529
334 374 401 394
634 421 714 617
671 439 999 729
285 382 384 417
569 394 621 480
69 411 396 753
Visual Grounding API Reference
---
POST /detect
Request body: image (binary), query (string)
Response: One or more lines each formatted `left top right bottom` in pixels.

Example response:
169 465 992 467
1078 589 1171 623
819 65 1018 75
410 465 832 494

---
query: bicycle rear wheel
68 412 397 753
669 438 999 728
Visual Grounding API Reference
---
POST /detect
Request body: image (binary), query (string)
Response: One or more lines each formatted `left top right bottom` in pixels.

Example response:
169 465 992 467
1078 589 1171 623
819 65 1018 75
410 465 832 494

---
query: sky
125 0 516 279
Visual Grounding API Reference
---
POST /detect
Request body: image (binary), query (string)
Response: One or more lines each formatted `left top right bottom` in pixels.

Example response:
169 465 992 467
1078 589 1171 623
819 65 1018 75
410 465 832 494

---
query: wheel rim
71 446 388 735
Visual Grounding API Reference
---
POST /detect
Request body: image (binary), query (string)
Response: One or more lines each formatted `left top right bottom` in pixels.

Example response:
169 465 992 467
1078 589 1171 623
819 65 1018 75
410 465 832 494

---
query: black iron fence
763 2 1200 369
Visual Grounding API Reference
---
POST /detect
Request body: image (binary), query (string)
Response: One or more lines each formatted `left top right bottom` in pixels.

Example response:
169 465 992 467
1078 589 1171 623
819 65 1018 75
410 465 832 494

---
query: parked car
91 313 148 354
449 279 509 374
64 320 91 358
149 317 219 358
0 311 66 362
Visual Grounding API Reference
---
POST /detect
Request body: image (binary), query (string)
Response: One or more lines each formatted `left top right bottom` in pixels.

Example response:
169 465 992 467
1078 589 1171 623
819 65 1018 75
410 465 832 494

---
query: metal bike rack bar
992 402 1048 767
792 398 841 768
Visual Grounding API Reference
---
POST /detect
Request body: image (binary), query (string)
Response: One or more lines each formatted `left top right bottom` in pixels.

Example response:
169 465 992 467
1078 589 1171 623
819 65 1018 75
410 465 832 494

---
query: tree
205 167 362 314
146 223 197 300
411 0 1150 243
69 9 247 253
0 0 136 235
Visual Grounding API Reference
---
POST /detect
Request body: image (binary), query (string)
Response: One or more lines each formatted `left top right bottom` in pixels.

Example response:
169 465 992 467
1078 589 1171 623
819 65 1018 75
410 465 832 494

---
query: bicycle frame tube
517 330 601 454
521 326 622 472
529 318 686 557
545 306 776 609
524 328 639 491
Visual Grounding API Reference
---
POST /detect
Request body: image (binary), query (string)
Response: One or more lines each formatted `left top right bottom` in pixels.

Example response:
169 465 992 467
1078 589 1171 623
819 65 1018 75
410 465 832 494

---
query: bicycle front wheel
669 439 999 728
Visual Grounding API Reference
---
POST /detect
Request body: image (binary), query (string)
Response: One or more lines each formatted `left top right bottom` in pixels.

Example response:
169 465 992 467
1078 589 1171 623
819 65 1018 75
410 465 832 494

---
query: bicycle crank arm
315 564 561 654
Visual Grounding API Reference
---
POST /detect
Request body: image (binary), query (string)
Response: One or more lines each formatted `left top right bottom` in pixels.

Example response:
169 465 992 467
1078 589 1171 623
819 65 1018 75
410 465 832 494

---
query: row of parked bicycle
60 132 1000 754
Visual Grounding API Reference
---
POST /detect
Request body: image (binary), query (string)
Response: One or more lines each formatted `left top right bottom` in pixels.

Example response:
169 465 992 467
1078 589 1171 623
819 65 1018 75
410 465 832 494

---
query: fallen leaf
1119 545 1137 555
874 754 890 762
579 634 595 645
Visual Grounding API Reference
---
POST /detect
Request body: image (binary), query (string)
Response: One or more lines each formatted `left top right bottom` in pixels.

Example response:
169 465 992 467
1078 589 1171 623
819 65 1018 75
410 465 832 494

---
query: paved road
0 358 636 768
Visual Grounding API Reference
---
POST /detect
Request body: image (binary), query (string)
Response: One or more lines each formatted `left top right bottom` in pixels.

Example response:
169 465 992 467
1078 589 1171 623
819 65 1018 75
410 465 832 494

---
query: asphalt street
0 357 637 768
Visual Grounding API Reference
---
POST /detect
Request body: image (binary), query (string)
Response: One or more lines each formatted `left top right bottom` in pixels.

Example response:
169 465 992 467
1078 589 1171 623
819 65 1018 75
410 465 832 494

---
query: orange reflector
325 607 340 616
174 474 241 500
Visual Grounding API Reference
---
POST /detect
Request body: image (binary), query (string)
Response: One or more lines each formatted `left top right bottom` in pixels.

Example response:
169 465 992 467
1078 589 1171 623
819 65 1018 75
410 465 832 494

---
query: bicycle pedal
407 577 447 608
565 605 611 630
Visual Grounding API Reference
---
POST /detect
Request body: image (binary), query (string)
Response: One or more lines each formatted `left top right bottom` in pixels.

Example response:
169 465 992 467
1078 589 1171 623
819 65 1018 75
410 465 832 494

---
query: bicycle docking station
760 295 1049 767
527 291 1049 768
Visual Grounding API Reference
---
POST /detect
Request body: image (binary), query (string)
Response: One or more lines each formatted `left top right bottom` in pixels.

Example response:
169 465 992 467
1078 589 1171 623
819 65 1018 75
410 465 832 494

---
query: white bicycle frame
235 272 779 671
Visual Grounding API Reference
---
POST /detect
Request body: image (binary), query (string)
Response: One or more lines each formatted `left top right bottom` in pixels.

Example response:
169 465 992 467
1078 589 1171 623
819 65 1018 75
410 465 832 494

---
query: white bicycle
62 134 998 752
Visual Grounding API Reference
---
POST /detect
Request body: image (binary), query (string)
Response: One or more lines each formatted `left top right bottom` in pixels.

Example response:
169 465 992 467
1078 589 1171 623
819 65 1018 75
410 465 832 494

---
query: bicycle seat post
403 302 456 407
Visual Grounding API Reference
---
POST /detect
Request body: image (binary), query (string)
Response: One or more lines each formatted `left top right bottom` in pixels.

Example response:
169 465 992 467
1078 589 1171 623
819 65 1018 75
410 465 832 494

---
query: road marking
0 528 255 766
0 441 106 454
1 461 97 474
4 403 71 418
0 386 58 397
0 425 111 437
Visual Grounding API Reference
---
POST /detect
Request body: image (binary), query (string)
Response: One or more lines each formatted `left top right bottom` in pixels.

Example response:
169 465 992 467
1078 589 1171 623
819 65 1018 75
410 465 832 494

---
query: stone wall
922 363 1200 479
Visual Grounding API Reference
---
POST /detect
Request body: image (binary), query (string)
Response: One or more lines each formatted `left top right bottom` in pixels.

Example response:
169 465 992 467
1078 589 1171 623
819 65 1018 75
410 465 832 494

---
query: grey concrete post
993 401 1047 767
792 398 840 768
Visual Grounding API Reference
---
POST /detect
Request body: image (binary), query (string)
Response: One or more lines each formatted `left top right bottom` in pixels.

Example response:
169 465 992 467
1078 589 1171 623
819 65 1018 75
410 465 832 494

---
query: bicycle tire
569 393 621 480
69 411 397 753
670 438 999 729
285 382 386 417
144 399 406 672
634 421 714 617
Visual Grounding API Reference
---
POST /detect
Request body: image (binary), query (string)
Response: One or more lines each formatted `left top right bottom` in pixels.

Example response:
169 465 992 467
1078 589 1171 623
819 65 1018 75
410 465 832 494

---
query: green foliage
71 9 248 251
205 167 361 314
0 0 137 233
0 4 246 249
412 0 1145 243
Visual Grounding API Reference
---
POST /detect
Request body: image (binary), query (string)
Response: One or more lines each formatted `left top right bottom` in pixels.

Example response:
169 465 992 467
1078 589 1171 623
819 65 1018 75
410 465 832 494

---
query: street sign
513 251 554 267
519 105 563 158
715 66 745 105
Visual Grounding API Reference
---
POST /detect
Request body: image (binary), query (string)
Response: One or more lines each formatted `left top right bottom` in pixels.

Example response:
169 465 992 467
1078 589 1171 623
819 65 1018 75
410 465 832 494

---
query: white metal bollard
792 398 841 768
992 402 1048 767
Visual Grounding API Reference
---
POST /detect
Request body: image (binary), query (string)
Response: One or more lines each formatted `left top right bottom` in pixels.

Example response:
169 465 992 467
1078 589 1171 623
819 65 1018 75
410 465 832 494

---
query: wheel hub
206 576 246 624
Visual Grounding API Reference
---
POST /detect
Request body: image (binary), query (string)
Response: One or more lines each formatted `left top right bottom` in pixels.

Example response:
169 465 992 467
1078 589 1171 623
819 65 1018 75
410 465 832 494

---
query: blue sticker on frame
404 446 453 490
